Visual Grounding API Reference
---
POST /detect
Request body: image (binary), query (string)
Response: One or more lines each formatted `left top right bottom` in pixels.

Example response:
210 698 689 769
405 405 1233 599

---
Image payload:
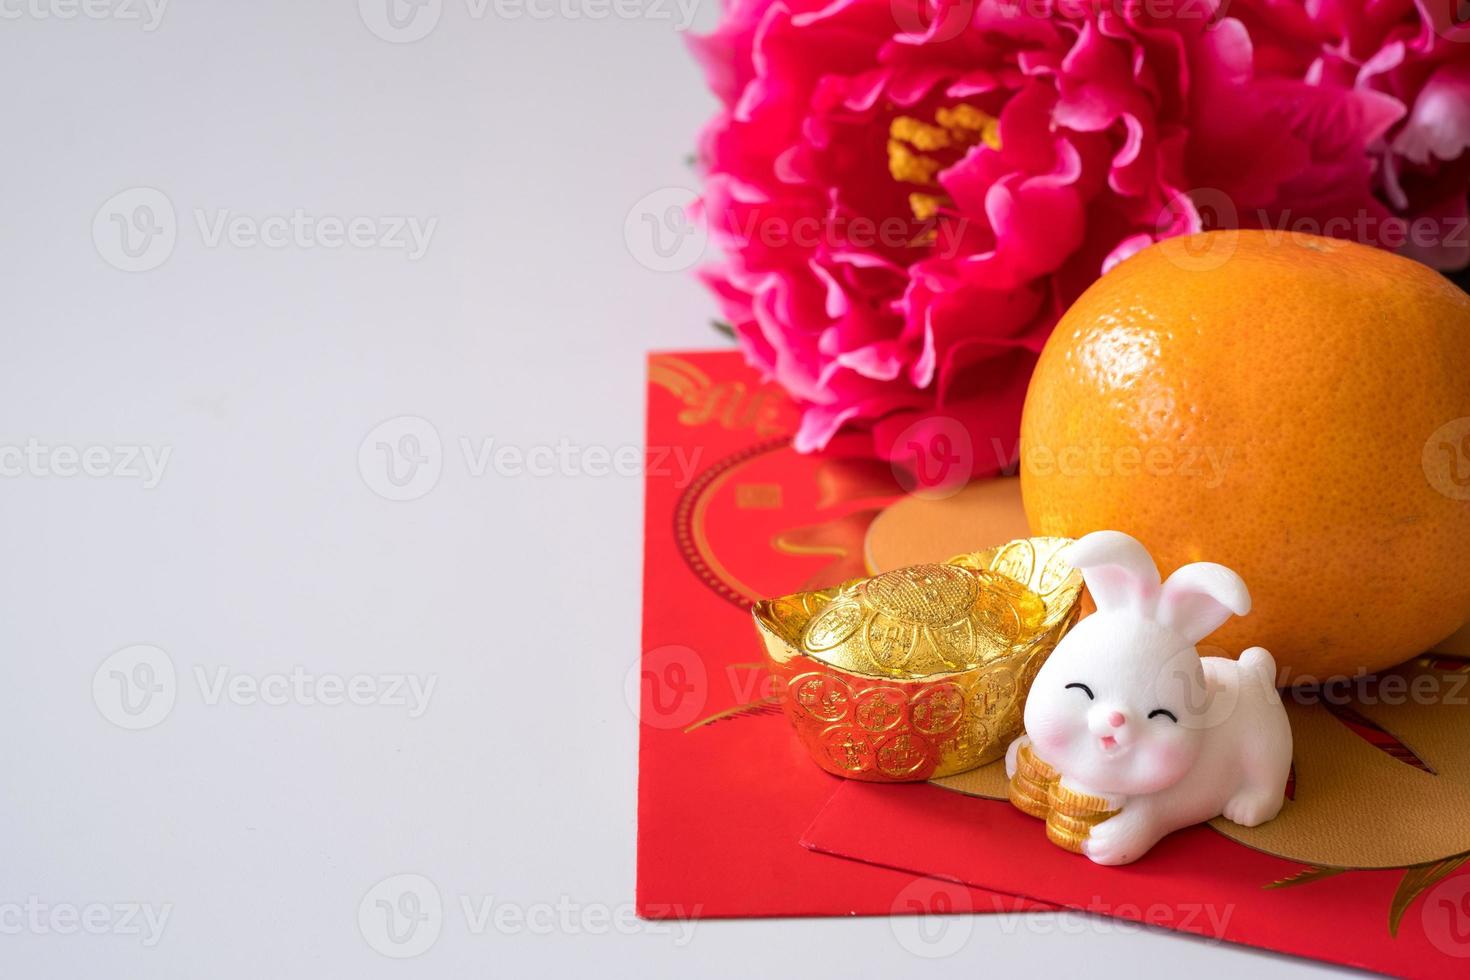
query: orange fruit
1020 230 1470 683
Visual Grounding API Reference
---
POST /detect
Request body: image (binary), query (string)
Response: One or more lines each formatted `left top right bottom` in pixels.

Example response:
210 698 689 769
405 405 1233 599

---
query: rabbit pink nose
1107 711 1126 728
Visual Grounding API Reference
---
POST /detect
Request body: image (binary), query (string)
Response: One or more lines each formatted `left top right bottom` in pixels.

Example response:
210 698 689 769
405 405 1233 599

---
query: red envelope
802 723 1470 976
636 351 1050 918
640 350 1470 975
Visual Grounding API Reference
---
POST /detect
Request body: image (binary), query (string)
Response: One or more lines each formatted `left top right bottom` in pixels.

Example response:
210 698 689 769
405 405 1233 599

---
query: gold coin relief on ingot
792 674 852 723
822 727 874 773
974 668 1018 715
910 684 965 736
877 734 929 778
960 717 994 758
863 613 919 672
803 600 864 652
929 619 976 668
854 688 906 733
862 563 977 628
978 571 1048 635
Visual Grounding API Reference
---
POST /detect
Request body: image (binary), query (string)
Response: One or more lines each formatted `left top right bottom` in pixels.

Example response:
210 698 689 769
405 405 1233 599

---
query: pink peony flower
1291 0 1470 269
688 0 1470 463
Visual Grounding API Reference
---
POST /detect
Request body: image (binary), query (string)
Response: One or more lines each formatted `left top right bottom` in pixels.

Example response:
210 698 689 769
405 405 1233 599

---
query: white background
0 2 1340 976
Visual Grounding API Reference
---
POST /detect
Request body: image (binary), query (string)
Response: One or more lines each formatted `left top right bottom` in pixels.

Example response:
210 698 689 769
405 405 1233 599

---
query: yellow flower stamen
889 116 953 152
887 139 944 186
907 193 943 222
887 102 1002 224
935 104 1002 150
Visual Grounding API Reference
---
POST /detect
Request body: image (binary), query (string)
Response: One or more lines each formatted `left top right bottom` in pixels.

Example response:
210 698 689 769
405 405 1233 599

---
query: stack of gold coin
1006 742 1056 819
1045 782 1119 854
1006 742 1120 855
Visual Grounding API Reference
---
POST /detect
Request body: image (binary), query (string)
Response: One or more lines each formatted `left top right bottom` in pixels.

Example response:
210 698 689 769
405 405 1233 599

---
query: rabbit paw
1221 790 1283 828
1083 812 1156 866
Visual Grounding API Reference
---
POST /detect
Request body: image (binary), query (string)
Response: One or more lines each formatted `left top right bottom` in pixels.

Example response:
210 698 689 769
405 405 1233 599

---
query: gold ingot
752 537 1084 782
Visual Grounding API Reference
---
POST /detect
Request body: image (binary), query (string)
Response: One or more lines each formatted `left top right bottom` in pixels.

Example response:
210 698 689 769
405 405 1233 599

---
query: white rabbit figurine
1006 530 1293 865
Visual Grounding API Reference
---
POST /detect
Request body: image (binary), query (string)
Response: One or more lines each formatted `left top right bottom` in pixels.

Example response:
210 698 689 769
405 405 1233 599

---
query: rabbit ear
1065 531 1162 615
1157 562 1251 645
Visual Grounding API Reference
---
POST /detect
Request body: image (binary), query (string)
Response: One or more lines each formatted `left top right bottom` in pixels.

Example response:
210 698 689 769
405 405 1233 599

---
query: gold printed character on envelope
752 537 1084 782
